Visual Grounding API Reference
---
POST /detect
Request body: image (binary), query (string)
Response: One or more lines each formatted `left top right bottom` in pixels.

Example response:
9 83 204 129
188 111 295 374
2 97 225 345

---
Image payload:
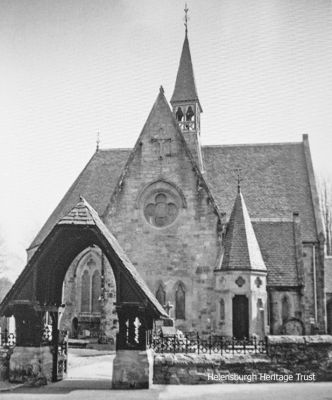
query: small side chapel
23 12 326 340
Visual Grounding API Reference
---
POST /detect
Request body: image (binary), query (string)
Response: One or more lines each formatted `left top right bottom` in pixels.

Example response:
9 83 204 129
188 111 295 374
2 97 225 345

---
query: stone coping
267 335 332 345
154 353 270 367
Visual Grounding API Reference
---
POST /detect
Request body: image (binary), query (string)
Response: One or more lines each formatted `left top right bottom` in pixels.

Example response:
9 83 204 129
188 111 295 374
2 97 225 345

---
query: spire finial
233 167 242 193
96 131 100 152
184 3 189 36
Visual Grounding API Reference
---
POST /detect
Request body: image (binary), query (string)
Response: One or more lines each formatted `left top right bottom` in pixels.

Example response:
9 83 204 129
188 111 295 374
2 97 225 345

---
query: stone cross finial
233 167 242 193
164 301 173 316
184 3 189 35
96 131 100 152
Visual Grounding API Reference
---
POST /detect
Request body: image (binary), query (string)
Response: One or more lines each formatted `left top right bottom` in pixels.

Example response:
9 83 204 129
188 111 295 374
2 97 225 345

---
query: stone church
26 27 326 341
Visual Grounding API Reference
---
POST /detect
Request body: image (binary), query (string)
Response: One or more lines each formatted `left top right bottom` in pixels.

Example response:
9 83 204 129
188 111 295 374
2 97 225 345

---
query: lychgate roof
1 198 168 319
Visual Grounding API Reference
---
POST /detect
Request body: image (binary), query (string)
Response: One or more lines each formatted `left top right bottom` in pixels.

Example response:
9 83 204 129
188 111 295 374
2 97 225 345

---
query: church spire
171 5 204 171
170 5 201 110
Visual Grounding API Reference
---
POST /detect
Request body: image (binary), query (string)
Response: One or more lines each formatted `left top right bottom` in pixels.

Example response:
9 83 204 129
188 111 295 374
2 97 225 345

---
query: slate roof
29 149 130 251
202 142 317 243
29 139 318 276
221 190 267 272
170 34 202 111
253 221 299 287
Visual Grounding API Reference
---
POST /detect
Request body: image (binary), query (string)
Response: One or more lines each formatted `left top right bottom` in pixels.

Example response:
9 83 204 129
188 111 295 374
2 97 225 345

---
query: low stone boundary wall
267 335 332 380
153 335 332 384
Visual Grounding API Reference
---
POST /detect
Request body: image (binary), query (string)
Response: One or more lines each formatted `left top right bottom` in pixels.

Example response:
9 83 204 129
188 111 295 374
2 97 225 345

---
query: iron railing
148 332 267 355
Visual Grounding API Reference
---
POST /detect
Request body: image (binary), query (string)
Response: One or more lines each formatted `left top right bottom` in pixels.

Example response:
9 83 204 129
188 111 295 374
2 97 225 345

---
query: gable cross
96 131 100 152
164 301 173 317
151 126 172 158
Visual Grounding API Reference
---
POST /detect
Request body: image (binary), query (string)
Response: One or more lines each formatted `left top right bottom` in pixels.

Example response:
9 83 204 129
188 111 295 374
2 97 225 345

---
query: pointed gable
108 87 221 220
221 190 266 271
170 35 202 111
58 196 96 225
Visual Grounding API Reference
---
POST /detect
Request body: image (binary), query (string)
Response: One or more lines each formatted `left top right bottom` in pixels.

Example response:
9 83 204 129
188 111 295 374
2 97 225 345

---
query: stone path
67 348 114 380
1 382 332 399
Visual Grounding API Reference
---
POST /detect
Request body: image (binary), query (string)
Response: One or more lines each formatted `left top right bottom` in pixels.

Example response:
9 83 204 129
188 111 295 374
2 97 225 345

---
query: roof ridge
251 217 294 223
202 141 301 149
98 147 131 152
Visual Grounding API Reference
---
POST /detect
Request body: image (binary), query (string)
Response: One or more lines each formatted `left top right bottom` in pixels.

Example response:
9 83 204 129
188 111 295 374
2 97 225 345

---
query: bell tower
170 4 204 172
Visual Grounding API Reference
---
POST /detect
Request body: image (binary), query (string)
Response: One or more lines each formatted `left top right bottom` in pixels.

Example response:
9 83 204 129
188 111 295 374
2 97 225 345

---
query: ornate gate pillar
112 304 153 389
9 304 53 384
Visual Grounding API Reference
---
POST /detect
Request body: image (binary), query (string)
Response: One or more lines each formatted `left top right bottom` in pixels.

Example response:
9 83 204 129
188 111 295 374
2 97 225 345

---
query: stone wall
302 243 326 334
269 290 303 334
153 335 332 384
9 346 53 385
105 95 221 334
112 349 153 389
267 335 332 379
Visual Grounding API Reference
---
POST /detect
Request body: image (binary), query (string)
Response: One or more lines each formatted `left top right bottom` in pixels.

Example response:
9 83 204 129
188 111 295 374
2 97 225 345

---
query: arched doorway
71 317 78 339
232 295 249 339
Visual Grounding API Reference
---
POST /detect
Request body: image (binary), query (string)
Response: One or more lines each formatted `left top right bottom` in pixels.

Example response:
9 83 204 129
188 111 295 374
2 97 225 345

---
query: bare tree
0 233 8 275
0 233 12 301
318 177 332 256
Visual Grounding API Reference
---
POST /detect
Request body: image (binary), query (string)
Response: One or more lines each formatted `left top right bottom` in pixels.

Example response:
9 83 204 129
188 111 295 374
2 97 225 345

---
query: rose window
144 193 179 227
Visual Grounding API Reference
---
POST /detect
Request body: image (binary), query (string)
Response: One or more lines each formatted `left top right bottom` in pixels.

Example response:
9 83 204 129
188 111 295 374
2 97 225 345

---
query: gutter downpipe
313 244 318 324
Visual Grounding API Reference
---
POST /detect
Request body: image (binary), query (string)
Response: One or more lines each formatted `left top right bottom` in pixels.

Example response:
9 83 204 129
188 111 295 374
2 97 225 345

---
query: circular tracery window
144 192 179 227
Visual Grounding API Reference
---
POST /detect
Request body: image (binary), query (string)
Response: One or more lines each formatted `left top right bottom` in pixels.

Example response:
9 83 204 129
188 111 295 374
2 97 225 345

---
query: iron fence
148 332 267 355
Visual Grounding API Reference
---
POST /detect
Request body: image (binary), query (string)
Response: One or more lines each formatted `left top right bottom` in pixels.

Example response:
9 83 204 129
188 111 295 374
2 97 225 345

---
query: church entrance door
232 295 249 339
327 300 332 334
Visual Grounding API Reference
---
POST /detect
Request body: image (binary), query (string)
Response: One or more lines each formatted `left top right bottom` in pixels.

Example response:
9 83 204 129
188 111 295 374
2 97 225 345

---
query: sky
0 0 332 281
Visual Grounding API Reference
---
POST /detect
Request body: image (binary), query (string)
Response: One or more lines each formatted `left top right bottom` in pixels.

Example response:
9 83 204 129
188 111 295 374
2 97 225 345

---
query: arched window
176 107 184 122
91 270 101 313
81 270 90 313
186 106 195 121
156 284 166 307
219 298 225 321
281 295 290 323
175 283 185 320
267 292 272 326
